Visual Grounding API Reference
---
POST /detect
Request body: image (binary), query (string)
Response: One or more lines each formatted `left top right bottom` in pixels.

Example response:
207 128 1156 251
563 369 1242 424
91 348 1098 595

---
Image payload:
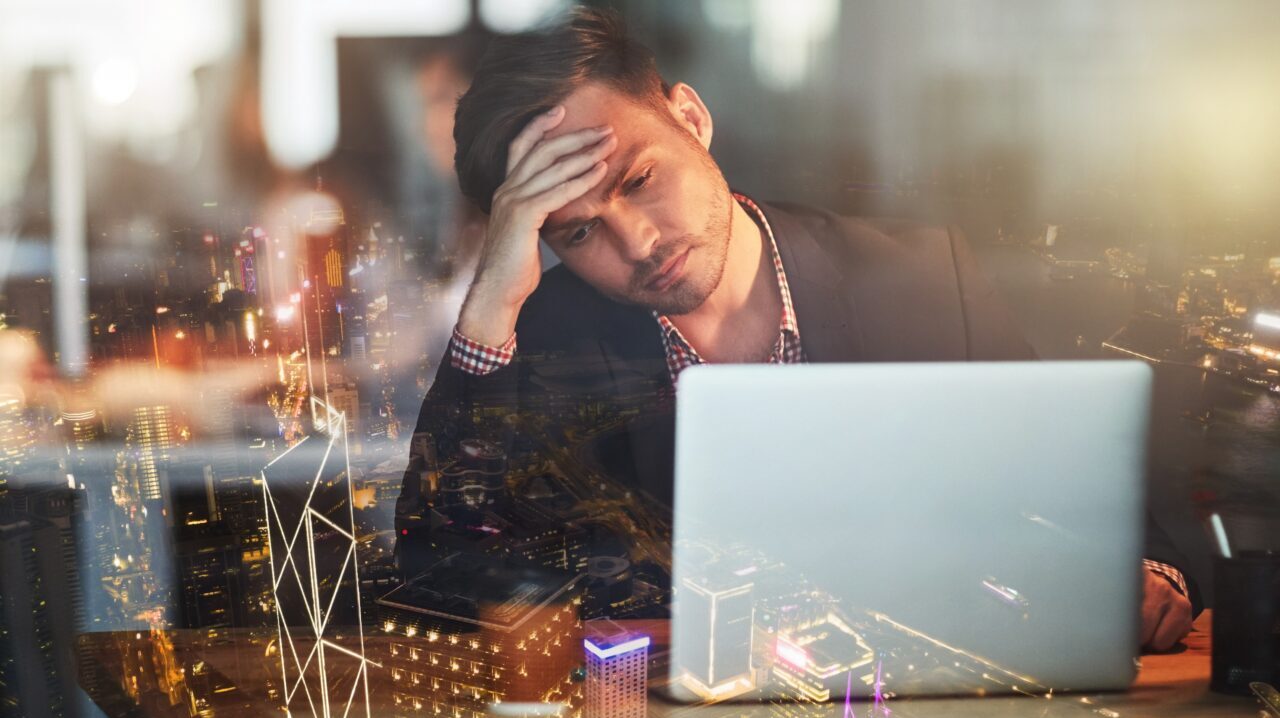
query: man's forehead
543 83 654 140
542 132 654 229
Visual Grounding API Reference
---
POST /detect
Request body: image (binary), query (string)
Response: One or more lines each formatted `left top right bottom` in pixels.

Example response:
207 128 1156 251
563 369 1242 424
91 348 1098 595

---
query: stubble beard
625 185 733 316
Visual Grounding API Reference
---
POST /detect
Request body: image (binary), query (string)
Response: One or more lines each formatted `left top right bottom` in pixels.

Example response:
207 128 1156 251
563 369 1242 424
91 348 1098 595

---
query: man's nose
609 207 660 264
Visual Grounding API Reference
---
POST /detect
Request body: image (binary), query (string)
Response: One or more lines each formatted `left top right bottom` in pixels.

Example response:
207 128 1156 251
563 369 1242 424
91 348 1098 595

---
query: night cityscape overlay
4 182 1280 715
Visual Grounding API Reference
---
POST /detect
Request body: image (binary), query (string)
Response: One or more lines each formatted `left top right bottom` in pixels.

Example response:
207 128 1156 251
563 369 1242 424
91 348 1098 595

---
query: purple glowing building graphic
584 622 650 718
844 661 890 718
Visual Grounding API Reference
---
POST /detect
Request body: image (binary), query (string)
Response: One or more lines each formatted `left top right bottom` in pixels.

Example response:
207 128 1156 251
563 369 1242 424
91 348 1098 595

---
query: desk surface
79 611 1260 717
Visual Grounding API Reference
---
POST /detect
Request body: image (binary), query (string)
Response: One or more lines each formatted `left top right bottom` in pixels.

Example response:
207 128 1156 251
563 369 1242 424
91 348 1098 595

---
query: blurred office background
2 1 1280 715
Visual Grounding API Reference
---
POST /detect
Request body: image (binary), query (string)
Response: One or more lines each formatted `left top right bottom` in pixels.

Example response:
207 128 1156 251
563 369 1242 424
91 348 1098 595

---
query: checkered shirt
448 325 517 374
1143 558 1189 598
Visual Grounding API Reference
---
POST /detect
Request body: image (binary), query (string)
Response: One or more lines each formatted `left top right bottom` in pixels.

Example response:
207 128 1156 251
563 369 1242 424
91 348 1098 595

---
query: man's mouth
645 247 691 291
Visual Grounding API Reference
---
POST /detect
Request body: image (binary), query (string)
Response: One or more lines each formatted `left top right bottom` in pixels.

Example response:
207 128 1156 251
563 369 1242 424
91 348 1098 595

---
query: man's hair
453 7 670 213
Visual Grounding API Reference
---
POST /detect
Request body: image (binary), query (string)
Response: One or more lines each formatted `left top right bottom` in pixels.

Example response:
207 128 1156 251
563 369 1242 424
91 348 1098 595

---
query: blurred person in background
324 33 499 455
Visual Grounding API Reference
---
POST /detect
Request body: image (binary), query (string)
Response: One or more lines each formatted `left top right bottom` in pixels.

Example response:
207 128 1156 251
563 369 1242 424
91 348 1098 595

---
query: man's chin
636 282 711 316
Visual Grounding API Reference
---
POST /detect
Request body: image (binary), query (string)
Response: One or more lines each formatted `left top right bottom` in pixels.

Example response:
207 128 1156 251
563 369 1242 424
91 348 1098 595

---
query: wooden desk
79 611 1261 717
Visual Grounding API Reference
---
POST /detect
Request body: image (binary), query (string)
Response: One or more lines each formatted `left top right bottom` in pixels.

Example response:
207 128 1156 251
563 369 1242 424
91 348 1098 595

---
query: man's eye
567 220 598 246
626 169 653 194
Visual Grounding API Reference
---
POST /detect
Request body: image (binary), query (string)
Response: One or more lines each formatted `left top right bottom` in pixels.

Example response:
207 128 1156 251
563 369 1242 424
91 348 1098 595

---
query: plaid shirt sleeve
449 325 516 376
1143 558 1189 597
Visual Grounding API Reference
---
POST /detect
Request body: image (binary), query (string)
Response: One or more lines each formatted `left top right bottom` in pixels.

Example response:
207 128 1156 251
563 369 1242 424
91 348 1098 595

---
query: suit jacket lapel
591 307 677 507
758 201 866 363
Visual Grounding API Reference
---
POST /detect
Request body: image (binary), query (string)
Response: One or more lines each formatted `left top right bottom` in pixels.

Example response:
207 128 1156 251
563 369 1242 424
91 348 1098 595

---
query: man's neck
666 198 781 362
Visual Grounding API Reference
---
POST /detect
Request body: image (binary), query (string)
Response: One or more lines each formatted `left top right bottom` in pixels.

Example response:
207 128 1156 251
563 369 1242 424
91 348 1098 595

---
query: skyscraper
374 553 584 716
304 227 350 358
0 393 35 477
126 405 174 502
436 438 508 510
262 424 374 717
326 382 361 455
584 620 650 718
59 407 102 454
174 521 247 628
0 513 81 717
770 612 875 704
1249 310 1280 363
675 573 756 701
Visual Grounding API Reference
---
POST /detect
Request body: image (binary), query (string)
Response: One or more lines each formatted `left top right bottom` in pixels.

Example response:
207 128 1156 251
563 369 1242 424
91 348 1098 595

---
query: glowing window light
479 0 566 33
749 0 839 91
326 0 469 36
703 0 752 31
261 0 469 169
775 638 808 669
261 0 337 169
1255 312 1280 331
583 635 651 660
92 59 138 106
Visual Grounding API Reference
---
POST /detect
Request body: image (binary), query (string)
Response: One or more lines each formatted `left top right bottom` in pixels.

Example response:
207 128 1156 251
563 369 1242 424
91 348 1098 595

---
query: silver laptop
668 361 1152 702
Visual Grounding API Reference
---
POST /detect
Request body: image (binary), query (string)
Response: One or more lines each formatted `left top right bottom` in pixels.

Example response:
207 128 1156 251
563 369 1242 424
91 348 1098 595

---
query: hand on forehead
540 84 629 141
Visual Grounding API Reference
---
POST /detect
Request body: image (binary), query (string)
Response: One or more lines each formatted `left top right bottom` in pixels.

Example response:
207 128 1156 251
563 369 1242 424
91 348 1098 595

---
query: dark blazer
398 200 1201 613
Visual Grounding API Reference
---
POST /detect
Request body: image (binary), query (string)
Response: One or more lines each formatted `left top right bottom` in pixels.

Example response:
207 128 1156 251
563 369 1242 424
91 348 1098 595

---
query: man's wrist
458 282 525 348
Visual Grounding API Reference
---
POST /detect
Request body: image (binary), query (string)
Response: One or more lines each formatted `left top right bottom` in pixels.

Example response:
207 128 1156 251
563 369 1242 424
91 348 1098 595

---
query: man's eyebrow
541 142 652 236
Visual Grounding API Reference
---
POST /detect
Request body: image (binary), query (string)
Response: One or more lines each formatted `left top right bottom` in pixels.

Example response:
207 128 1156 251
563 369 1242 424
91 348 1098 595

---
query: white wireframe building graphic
262 404 374 717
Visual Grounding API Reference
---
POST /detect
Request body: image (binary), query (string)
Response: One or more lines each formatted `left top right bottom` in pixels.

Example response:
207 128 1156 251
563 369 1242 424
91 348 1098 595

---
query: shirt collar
653 192 801 351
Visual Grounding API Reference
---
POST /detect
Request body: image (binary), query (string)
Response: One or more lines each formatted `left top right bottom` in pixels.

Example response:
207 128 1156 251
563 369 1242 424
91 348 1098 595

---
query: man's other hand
1140 568 1192 651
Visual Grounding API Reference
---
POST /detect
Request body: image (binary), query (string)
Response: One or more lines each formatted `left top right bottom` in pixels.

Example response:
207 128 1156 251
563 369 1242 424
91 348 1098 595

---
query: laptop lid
668 361 1151 701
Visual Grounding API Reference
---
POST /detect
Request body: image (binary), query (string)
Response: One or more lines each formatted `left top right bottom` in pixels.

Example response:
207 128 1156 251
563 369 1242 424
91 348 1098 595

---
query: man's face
538 83 733 316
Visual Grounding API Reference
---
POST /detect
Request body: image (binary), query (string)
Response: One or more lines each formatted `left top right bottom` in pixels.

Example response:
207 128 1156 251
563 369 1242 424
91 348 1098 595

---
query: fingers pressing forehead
506 105 565 175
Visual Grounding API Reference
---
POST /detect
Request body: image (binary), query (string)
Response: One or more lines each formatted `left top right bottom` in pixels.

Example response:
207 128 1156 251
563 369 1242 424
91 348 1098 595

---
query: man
398 7 1196 651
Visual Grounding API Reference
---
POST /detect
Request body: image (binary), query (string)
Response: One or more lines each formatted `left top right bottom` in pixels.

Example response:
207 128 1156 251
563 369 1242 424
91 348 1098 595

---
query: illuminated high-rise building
327 383 361 455
584 620 650 718
374 553 584 716
0 393 35 477
386 279 425 360
174 521 247 628
59 408 102 454
770 613 875 704
324 246 344 289
238 247 258 294
126 405 174 502
346 308 368 360
262 420 376 715
436 438 508 509
1249 310 1280 363
582 555 634 616
505 505 591 575
304 229 350 357
675 573 755 701
0 513 81 716
12 480 96 697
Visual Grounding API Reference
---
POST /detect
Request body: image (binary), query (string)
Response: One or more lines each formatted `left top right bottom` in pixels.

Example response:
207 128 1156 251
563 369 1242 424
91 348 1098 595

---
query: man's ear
665 82 713 150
